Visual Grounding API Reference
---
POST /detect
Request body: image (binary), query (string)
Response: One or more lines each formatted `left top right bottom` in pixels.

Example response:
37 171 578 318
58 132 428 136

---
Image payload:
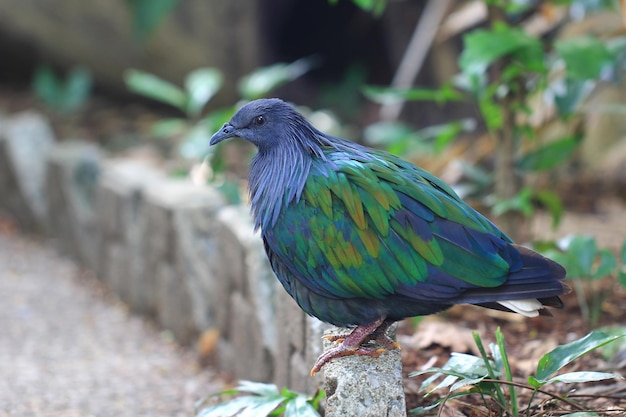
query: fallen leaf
399 318 479 355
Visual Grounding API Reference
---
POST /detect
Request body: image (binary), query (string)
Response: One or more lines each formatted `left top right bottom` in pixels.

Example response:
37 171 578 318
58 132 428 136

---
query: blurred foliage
119 0 625 234
411 327 625 416
125 58 317 201
124 0 180 39
32 66 92 113
363 118 477 158
125 67 224 161
239 57 319 100
363 0 626 238
195 381 323 417
537 235 626 325
319 64 370 123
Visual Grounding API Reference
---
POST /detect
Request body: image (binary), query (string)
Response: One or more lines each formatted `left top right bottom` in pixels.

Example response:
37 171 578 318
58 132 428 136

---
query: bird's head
210 98 317 153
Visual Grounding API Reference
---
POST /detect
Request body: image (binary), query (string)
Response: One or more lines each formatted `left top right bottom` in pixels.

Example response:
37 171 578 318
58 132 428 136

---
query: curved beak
210 123 237 146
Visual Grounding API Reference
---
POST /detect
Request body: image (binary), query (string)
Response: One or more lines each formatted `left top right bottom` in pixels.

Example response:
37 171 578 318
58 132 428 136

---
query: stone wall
0 111 406 416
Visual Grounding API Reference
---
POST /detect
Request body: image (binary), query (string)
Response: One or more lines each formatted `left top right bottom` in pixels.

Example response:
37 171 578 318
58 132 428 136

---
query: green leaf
237 396 286 417
561 413 600 417
517 135 581 172
32 66 92 112
33 66 61 107
555 36 614 80
234 381 280 397
409 402 441 416
125 0 179 40
411 352 494 395
423 120 475 154
477 86 503 131
533 189 564 229
62 67 92 112
238 57 316 100
196 382 321 417
596 325 626 360
527 375 544 389
184 68 223 117
591 249 617 280
150 118 188 139
534 330 626 381
125 69 187 110
560 235 597 277
283 395 322 417
544 371 620 384
491 188 534 218
460 23 545 78
197 396 259 417
551 78 595 117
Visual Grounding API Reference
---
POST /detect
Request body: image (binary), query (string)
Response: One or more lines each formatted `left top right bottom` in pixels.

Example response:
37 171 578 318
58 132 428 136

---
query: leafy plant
124 58 316 193
238 57 318 100
32 65 92 113
124 59 318 205
538 235 626 325
410 327 625 417
196 381 324 417
125 67 225 161
363 118 477 159
363 1 625 240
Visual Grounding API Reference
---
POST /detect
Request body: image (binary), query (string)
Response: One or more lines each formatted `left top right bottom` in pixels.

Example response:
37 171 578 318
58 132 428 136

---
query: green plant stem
473 333 509 412
573 278 590 324
496 328 518 416
480 379 587 412
525 389 539 417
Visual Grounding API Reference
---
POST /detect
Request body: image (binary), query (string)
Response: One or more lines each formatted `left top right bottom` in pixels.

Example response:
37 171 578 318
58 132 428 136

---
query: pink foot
310 318 401 376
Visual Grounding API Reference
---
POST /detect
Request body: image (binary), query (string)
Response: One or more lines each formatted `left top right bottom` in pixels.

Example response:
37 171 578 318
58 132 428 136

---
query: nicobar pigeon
209 98 568 375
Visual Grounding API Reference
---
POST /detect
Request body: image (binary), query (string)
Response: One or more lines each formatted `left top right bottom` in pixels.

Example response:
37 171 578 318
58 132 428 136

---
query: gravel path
0 230 222 417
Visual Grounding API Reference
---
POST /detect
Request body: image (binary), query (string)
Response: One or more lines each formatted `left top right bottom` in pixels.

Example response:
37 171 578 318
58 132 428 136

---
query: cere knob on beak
209 123 236 145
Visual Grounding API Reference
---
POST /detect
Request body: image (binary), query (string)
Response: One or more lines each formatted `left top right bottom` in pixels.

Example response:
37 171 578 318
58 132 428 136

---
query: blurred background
1 0 626 277
2 3 626 415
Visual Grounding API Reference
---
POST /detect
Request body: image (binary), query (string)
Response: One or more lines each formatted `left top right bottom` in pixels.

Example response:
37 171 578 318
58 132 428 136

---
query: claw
310 345 384 376
310 318 402 376
322 334 348 343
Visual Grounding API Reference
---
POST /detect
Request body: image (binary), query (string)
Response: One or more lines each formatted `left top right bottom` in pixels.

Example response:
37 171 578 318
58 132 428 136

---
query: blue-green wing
263 150 522 301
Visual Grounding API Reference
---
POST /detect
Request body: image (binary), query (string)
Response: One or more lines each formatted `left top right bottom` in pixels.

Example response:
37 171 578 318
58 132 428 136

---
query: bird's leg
311 317 400 376
367 318 401 351
322 319 400 349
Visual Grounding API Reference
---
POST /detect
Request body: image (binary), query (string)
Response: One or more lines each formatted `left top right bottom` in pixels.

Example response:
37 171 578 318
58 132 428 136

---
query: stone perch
323 325 407 417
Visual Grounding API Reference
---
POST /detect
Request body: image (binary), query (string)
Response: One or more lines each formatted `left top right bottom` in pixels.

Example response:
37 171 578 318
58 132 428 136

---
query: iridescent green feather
267 149 514 300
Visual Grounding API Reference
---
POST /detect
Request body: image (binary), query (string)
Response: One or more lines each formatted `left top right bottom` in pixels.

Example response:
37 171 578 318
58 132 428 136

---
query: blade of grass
472 331 508 412
496 327 518 416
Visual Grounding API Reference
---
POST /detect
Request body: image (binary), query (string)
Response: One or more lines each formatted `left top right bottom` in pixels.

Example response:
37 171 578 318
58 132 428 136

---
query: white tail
497 299 544 317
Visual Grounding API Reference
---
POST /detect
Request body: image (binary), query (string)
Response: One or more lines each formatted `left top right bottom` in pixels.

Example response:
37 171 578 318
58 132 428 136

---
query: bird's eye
253 115 266 126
